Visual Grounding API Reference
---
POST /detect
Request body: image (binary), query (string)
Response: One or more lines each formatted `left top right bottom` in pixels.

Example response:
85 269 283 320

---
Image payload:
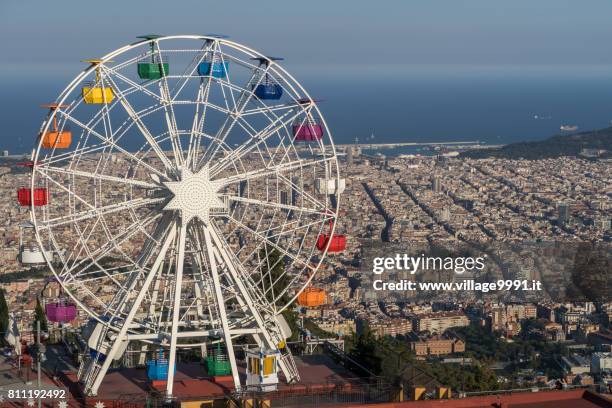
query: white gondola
315 178 346 195
18 221 54 265
246 347 281 392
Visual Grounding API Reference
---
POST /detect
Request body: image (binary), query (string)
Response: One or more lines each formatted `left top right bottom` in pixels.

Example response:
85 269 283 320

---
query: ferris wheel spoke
199 225 242 388
198 61 273 170
208 107 302 177
64 204 161 271
209 223 277 304
191 225 240 307
37 138 113 168
186 228 212 324
211 45 238 118
235 215 328 268
165 217 187 393
207 225 272 315
103 66 165 103
216 43 239 111
101 68 175 171
209 109 297 175
38 165 159 190
87 218 177 395
62 211 162 277
211 83 307 170
170 42 214 102
57 218 142 272
240 100 307 117
217 156 334 192
41 196 164 229
60 74 158 153
58 109 168 179
64 218 106 278
36 167 106 212
278 172 331 211
266 215 330 238
60 226 134 305
188 74 214 167
100 89 116 147
225 194 327 216
187 74 211 166
158 83 183 168
75 266 134 284
150 41 185 168
220 214 316 274
101 212 176 317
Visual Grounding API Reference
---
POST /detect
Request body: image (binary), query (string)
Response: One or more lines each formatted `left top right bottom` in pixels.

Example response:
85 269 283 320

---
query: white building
561 355 590 375
591 352 612 374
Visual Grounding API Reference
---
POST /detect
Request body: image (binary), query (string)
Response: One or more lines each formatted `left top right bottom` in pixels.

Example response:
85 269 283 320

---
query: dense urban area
0 145 610 401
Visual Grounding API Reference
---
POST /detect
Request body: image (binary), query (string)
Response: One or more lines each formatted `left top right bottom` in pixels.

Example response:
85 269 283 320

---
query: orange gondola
40 103 71 149
297 287 326 307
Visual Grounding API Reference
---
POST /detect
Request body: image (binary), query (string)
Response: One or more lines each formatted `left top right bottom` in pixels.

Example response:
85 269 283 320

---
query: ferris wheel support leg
208 226 300 383
166 220 187 398
203 227 242 390
87 221 177 396
192 273 208 358
140 272 163 366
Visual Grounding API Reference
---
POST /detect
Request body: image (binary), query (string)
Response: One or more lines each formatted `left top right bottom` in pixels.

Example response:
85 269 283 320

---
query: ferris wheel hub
162 165 226 224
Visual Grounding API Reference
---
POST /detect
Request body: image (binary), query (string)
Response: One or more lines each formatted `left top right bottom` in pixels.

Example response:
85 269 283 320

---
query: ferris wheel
25 35 342 397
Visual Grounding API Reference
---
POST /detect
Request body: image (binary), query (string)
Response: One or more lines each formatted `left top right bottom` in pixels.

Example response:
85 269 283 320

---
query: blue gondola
146 359 168 380
146 350 175 381
198 61 229 78
254 76 283 100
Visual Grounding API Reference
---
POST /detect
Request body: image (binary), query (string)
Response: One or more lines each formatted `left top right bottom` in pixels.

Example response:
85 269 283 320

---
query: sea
3 66 612 156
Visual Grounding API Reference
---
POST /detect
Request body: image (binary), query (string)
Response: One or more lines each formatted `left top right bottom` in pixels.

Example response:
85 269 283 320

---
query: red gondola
17 188 48 207
316 219 346 253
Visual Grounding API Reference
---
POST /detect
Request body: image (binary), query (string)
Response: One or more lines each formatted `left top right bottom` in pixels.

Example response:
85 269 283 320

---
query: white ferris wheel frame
28 35 341 397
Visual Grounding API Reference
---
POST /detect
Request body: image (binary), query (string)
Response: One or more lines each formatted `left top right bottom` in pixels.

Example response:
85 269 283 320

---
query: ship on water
560 125 578 132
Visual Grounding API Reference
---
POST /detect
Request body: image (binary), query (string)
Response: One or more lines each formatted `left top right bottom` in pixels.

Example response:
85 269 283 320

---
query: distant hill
461 128 612 160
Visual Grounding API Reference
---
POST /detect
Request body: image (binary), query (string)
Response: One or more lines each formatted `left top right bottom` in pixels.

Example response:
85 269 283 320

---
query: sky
3 0 612 80
3 1 612 150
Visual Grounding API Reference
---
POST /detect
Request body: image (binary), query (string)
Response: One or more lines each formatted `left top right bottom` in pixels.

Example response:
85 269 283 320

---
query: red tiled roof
331 389 612 408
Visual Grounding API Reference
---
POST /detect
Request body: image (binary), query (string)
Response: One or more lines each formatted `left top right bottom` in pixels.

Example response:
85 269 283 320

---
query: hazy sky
3 0 612 80
3 0 612 151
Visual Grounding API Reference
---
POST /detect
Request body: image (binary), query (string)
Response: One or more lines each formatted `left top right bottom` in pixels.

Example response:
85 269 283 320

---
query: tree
259 245 288 304
258 245 300 342
348 323 382 374
0 289 8 342
33 297 48 333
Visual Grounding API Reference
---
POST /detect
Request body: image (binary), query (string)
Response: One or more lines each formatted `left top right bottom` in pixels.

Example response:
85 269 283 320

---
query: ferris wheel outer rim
29 34 341 332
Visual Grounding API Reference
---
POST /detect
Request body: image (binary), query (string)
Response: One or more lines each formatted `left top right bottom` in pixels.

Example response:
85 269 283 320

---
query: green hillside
461 128 612 159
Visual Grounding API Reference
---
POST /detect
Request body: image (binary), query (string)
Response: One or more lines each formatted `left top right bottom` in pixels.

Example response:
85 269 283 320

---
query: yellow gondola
81 59 115 104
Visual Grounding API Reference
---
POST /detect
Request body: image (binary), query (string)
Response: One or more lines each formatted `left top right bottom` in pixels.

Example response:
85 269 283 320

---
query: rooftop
52 354 378 406
330 389 612 408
